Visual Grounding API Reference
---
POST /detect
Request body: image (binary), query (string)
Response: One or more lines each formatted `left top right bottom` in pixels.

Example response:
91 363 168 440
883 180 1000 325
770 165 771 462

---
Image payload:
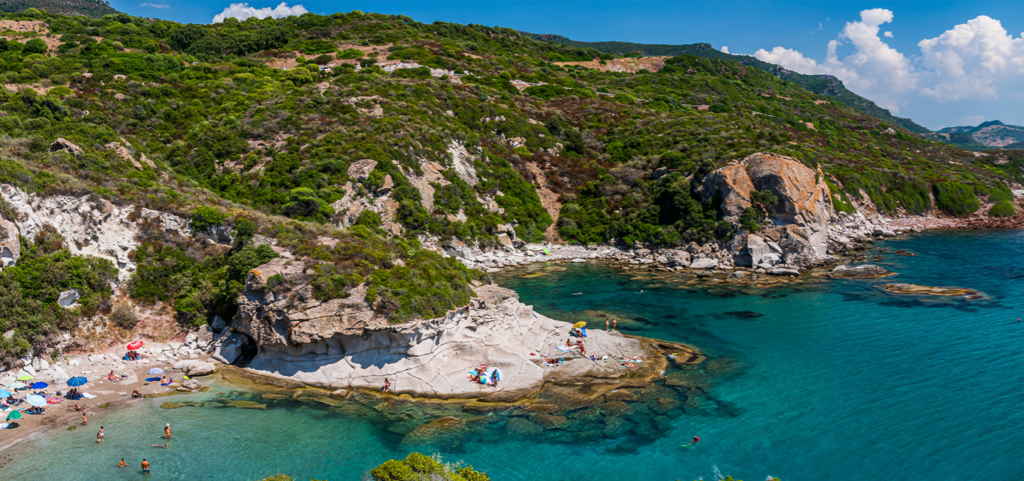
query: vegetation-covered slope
521 34 930 133
0 10 1019 360
0 0 119 18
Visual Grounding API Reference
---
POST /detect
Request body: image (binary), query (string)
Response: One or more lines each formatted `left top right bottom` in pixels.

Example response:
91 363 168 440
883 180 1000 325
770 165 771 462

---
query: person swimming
118 458 127 468
692 435 700 445
152 444 168 448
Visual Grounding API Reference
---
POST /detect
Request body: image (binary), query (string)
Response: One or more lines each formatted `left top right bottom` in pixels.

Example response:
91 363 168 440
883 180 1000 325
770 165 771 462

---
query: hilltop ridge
521 34 930 133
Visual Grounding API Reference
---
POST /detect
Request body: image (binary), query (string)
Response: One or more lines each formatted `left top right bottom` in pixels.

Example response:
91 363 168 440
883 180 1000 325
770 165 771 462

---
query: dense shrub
368 453 489 481
933 181 980 217
191 206 225 231
988 200 1016 217
0 235 116 364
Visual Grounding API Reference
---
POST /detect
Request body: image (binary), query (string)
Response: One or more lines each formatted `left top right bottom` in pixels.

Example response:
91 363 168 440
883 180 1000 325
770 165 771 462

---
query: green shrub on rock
933 181 980 217
988 200 1016 217
368 453 490 481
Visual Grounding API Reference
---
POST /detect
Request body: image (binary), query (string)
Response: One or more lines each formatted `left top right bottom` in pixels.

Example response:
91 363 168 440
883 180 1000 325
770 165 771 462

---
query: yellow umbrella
17 375 34 381
572 321 587 328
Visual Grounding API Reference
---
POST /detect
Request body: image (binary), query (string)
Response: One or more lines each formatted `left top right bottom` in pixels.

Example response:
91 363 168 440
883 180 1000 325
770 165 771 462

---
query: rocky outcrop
700 153 833 267
233 259 646 399
825 264 894 278
0 184 190 280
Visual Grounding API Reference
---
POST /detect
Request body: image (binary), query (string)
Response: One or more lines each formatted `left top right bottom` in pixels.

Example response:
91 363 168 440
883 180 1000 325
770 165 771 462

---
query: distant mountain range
0 0 118 18
522 34 931 134
925 121 1024 150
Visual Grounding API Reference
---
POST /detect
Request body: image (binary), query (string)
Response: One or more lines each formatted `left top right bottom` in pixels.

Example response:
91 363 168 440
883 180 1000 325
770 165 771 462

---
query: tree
23 38 48 55
170 24 209 52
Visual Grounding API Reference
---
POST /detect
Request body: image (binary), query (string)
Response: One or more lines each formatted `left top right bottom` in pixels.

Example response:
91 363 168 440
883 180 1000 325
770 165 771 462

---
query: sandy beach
0 344 219 454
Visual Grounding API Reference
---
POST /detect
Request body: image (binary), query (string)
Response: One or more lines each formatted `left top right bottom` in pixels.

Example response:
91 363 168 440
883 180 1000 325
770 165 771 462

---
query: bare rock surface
0 184 189 280
236 263 646 399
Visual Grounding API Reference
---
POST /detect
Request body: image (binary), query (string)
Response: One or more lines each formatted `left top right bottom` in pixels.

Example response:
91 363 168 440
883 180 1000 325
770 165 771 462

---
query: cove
2 231 1021 481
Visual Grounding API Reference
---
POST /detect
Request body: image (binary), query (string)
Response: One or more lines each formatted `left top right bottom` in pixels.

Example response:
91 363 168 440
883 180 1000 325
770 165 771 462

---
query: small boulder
826 264 893 279
209 316 228 333
769 268 800 276
182 379 201 391
57 289 80 308
689 256 718 270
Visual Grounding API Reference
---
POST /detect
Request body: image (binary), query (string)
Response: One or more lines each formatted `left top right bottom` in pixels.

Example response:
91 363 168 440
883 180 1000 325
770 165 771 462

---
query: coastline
446 213 1024 275
0 347 220 455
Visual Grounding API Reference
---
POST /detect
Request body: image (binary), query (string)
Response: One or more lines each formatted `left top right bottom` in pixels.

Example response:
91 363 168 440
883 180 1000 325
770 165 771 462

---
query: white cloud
750 9 1024 118
212 2 308 23
755 9 918 112
960 114 985 125
811 23 822 35
917 15 1024 101
721 46 729 54
139 2 169 8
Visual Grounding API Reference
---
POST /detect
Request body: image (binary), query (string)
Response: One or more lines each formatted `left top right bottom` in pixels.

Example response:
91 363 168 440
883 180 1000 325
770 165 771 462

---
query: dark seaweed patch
723 311 765 319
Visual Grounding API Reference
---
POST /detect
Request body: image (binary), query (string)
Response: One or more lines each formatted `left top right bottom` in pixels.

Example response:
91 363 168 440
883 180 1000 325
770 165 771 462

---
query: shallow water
2 231 1022 480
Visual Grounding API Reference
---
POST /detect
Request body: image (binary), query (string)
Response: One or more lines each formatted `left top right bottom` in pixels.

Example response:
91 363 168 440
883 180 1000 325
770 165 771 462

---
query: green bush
0 236 116 365
988 200 1016 217
368 453 489 481
110 303 139 330
23 38 47 54
933 181 980 217
191 206 225 232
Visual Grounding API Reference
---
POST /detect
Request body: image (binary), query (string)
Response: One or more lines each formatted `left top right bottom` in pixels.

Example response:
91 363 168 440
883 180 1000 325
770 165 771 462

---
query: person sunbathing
131 389 142 398
160 377 172 386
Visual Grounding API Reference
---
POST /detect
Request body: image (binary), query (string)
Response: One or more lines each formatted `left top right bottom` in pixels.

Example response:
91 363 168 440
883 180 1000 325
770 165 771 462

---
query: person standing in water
142 458 150 474
163 423 171 440
118 458 127 468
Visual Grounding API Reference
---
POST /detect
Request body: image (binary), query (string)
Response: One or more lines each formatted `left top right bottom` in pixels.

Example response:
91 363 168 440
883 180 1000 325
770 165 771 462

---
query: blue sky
113 1 1024 130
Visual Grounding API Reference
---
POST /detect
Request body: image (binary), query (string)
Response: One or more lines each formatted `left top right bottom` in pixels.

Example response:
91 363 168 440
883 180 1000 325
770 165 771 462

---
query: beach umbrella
0 376 14 385
573 321 587 328
0 389 11 398
67 377 88 387
8 382 26 389
17 374 34 381
25 395 46 407
127 341 144 350
30 382 48 389
147 368 164 375
6 410 22 420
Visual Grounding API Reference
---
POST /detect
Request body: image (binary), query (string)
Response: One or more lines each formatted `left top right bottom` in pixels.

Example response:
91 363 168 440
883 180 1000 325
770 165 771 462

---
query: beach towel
81 393 97 399
555 345 574 352
45 396 63 404
145 377 161 382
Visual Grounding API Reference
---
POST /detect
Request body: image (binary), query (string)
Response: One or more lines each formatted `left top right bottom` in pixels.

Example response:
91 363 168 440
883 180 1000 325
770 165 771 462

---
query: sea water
2 231 1021 481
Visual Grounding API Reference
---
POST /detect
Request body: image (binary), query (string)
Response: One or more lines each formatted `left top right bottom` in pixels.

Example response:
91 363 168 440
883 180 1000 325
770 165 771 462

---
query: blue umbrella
67 377 88 387
0 389 11 398
25 395 46 407
147 368 164 375
30 382 48 389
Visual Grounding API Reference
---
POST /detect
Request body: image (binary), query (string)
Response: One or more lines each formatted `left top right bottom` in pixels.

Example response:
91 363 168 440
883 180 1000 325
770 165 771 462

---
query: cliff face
0 184 190 281
231 259 646 399
700 153 834 267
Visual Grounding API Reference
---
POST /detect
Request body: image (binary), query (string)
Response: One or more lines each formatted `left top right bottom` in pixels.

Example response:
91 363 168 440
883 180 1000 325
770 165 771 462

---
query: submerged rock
401 416 468 445
881 283 984 298
826 264 893 278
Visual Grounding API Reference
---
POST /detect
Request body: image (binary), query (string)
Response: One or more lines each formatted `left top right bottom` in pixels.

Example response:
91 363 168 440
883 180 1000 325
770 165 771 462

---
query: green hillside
0 10 1018 359
522 34 930 134
0 0 119 18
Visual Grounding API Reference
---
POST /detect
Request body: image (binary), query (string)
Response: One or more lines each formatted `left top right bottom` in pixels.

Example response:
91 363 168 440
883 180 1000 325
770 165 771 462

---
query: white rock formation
0 184 189 281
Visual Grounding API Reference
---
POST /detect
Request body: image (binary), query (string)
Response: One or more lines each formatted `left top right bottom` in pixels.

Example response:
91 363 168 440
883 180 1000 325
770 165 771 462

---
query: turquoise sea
2 231 1021 481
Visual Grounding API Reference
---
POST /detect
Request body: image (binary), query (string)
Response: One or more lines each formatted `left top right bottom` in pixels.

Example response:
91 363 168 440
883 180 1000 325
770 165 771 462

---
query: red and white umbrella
127 341 144 350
